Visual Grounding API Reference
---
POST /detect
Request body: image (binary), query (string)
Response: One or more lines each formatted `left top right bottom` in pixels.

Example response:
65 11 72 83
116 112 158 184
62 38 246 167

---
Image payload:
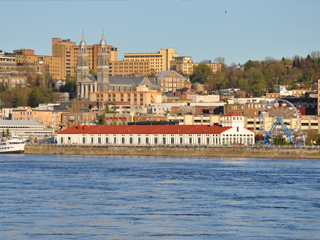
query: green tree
2 130 5 138
12 91 27 107
6 128 10 137
89 69 97 75
193 63 214 83
61 73 77 93
244 60 260 70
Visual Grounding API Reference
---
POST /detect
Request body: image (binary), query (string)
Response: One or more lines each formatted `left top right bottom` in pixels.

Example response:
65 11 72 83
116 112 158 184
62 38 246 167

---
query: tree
244 60 260 70
214 57 226 69
89 69 97 75
61 73 77 93
193 63 213 83
147 69 157 78
6 128 10 137
12 91 27 107
2 130 5 138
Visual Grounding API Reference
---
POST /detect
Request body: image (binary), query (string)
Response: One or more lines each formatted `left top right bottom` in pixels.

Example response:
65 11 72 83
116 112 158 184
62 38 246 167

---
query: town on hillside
1 34 320 145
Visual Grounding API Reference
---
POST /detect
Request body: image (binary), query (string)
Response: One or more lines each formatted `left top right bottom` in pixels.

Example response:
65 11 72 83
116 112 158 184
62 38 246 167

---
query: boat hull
0 150 24 154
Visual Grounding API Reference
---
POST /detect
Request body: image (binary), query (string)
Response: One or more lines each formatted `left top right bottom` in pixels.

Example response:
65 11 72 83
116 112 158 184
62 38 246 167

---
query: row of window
62 135 253 145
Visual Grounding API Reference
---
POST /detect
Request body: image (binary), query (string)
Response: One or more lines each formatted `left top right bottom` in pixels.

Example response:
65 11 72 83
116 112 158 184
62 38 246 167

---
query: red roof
58 125 100 134
221 113 244 117
58 125 233 135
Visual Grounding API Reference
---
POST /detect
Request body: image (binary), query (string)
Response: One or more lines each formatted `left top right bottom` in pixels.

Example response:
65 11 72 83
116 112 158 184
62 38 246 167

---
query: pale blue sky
1 0 319 65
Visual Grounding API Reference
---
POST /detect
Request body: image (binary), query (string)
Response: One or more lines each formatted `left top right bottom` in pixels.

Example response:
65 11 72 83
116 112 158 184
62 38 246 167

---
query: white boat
0 136 26 154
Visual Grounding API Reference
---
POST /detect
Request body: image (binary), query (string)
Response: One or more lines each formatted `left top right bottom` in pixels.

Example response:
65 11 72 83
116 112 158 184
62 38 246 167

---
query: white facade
57 114 255 146
150 103 187 115
187 95 220 103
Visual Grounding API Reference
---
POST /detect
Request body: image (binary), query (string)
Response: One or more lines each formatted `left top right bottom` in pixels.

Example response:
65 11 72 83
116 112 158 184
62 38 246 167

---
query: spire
79 31 87 54
99 29 107 53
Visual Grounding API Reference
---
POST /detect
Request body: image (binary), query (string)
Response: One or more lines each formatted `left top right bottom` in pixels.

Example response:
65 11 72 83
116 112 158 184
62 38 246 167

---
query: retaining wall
24 145 320 159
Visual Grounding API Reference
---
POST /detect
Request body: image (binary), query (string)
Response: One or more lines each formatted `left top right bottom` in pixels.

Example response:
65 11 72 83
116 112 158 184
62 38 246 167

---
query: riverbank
24 144 320 159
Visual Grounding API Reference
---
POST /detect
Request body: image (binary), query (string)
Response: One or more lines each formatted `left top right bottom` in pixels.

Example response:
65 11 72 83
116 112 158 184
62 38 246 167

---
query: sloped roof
58 124 232 135
58 125 100 134
156 70 186 80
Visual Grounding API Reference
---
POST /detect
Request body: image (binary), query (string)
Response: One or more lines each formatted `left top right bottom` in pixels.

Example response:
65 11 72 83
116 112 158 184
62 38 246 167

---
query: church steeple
77 32 90 98
97 30 110 92
79 31 87 54
99 30 107 53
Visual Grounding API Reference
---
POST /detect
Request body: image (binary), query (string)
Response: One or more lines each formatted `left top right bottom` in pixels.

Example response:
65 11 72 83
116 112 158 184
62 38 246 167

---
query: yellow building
170 56 221 76
10 49 62 79
89 91 162 106
123 48 177 74
170 56 195 75
109 60 150 76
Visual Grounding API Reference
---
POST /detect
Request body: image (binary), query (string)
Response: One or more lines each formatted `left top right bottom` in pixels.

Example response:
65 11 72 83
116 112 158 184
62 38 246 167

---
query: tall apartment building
123 48 178 74
170 56 221 76
52 37 118 79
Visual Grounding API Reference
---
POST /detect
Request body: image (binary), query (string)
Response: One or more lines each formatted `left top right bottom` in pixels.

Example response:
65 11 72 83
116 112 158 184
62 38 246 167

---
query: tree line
190 51 320 97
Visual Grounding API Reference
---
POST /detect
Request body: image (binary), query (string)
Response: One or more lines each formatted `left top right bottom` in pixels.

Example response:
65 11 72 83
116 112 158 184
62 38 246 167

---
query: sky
1 0 320 66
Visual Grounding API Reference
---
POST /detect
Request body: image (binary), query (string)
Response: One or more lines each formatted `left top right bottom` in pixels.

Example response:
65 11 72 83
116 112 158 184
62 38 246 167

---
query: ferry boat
0 136 26 154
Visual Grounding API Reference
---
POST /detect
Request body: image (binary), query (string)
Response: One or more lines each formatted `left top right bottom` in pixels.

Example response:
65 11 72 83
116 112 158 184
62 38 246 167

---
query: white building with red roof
57 113 254 146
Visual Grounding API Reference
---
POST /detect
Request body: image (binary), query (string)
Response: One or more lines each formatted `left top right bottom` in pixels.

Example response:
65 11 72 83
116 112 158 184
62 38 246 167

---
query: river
0 155 319 239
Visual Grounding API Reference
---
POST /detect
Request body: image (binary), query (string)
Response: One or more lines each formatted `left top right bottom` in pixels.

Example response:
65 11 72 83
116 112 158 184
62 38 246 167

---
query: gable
79 76 95 83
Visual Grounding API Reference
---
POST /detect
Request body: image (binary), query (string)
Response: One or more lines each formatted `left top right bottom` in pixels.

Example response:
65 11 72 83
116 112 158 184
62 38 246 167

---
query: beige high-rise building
124 48 178 74
52 37 118 79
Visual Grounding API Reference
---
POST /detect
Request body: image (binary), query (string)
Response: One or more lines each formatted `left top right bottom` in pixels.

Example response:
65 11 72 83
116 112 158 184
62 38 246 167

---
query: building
61 112 98 129
186 94 220 103
155 70 190 92
52 36 118 79
76 34 161 99
0 51 16 74
109 60 150 76
170 56 195 75
89 91 162 106
0 120 54 138
170 56 221 76
57 113 255 146
0 74 26 90
6 106 68 132
124 47 178 74
9 49 62 79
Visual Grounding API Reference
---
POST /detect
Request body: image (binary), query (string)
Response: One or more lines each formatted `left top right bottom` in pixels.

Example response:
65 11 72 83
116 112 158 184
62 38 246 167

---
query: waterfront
0 155 319 239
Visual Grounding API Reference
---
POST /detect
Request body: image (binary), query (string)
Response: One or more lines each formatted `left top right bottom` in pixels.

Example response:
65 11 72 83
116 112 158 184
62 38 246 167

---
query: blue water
0 155 319 239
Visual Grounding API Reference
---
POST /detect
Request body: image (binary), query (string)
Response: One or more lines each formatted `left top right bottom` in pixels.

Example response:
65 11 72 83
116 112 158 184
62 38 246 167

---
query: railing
26 142 320 149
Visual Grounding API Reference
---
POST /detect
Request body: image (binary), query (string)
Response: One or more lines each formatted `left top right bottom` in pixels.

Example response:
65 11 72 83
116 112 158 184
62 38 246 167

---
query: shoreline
24 144 320 159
